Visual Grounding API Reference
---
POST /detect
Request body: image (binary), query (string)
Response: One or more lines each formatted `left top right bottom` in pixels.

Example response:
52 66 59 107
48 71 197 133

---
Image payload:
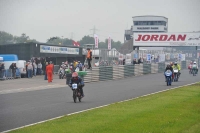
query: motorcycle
59 68 65 79
165 70 172 86
192 68 197 76
173 69 179 82
71 83 82 103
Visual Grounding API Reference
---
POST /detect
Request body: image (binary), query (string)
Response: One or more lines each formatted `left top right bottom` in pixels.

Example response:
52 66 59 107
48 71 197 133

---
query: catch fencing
86 49 200 67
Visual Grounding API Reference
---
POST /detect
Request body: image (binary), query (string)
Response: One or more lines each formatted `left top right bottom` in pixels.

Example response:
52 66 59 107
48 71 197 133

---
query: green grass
10 83 200 133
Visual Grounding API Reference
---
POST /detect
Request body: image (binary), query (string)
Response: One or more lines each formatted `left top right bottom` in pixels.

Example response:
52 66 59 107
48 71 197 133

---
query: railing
0 68 21 80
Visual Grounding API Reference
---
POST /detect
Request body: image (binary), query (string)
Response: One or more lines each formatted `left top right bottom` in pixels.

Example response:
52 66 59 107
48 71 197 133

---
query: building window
133 21 167 26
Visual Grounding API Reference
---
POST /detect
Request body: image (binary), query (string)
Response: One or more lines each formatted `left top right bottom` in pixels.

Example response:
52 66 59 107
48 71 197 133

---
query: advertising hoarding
134 33 200 46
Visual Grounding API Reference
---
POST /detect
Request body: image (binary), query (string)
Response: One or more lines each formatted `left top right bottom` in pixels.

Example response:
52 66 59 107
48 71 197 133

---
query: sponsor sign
146 54 151 61
40 45 79 54
134 33 200 46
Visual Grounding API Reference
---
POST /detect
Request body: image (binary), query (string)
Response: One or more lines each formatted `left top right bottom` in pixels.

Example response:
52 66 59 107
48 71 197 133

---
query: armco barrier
99 66 113 81
124 65 134 77
151 63 158 73
134 64 143 76
181 61 186 69
143 63 151 74
113 65 124 79
158 63 165 73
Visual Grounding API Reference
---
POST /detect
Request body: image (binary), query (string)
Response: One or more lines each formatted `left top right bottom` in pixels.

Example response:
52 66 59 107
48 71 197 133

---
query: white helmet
193 61 197 64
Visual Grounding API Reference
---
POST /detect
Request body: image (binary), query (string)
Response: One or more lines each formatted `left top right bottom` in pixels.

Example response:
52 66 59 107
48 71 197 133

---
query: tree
0 31 14 45
46 37 73 46
79 36 94 46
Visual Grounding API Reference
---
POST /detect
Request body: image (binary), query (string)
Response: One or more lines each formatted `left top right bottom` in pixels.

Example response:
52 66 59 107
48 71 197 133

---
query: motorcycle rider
69 72 85 97
188 61 193 74
76 61 83 71
164 64 173 82
192 61 198 74
172 62 181 76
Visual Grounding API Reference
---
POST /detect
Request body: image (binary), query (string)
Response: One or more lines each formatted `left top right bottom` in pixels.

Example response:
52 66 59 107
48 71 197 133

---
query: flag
108 36 111 50
94 34 98 48
72 40 80 47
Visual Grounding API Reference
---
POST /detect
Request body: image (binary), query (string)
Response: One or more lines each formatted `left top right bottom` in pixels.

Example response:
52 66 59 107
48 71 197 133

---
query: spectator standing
133 59 137 65
0 63 5 79
86 48 92 69
37 62 42 75
9 63 17 79
46 62 53 83
50 61 54 80
123 59 125 65
76 61 83 71
27 62 33 78
138 58 142 64
33 60 37 76
44 62 48 80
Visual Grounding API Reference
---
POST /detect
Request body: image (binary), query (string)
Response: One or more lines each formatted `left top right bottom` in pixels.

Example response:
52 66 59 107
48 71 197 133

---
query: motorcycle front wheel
73 90 77 103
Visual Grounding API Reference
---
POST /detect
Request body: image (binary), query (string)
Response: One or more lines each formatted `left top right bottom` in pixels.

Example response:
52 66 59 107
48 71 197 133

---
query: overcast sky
0 0 200 43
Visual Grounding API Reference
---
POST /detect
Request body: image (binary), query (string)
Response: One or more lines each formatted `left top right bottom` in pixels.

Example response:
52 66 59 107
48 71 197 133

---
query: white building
124 15 168 42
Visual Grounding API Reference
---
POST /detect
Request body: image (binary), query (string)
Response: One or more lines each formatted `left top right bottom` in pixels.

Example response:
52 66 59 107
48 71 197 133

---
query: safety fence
82 60 194 83
0 69 21 80
85 49 200 67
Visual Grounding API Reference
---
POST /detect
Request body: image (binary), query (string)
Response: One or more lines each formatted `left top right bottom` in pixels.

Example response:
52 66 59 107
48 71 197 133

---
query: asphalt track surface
0 70 199 132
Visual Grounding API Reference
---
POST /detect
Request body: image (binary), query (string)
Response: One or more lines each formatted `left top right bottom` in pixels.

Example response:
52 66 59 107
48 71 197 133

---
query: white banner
118 54 124 61
94 34 99 48
181 54 185 61
40 45 79 54
108 36 111 50
125 53 132 64
159 54 165 62
134 33 200 46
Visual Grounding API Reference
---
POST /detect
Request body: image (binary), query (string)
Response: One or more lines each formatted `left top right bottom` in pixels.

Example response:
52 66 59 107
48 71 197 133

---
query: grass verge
10 83 200 133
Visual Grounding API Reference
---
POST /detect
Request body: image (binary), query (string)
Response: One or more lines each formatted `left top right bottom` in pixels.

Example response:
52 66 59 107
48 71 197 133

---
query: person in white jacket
33 61 37 76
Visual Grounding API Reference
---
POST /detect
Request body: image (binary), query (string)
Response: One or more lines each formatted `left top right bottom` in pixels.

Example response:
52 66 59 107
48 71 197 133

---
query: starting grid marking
0 84 67 95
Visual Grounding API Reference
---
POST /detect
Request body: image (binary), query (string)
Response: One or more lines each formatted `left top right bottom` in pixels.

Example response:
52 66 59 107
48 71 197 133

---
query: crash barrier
0 68 21 80
82 60 194 83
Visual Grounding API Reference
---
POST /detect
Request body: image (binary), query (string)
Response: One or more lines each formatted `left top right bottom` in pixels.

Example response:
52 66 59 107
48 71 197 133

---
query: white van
16 60 26 77
3 60 26 78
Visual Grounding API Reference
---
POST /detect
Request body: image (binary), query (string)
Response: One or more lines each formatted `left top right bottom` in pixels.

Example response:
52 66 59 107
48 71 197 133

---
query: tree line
0 31 123 49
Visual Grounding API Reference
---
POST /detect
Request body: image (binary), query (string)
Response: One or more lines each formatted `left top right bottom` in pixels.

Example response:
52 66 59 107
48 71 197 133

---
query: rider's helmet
174 62 177 65
193 61 197 64
72 72 78 80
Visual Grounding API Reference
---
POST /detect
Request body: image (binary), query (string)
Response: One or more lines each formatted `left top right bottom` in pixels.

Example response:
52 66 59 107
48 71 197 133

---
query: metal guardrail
0 68 21 80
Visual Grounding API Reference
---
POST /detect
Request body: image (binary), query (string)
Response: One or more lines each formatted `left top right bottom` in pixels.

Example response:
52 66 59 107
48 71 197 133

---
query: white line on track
1 81 199 133
0 84 66 95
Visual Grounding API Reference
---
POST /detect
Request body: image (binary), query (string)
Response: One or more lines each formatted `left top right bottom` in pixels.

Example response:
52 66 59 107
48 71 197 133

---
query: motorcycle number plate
174 70 178 73
72 84 77 89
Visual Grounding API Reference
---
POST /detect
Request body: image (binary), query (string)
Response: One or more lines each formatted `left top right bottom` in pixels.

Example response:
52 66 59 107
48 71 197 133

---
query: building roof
132 15 168 19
